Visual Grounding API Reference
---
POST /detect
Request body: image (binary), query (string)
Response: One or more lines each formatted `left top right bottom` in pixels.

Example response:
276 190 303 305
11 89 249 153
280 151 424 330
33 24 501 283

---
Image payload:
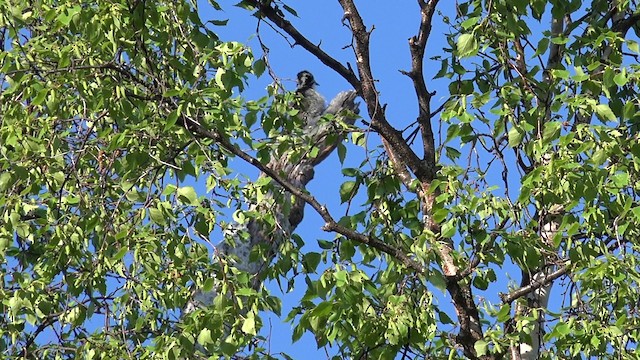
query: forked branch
338 0 429 184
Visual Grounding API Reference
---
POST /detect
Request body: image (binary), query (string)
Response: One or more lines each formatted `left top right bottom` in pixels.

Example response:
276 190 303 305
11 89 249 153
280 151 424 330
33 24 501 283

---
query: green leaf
197 328 213 345
457 33 478 58
594 104 616 122
435 58 450 79
65 196 81 205
209 19 228 26
433 208 449 223
613 70 627 86
32 88 48 106
533 38 549 57
57 5 81 25
242 314 257 335
292 323 304 343
215 68 226 88
609 326 623 337
592 148 607 165
440 220 456 238
303 252 322 273
351 131 366 146
334 270 347 287
554 322 571 336
0 172 11 191
177 186 198 205
603 68 615 88
203 278 215 292
496 304 511 322
445 146 461 160
472 275 489 290
339 181 358 203
438 310 454 324
474 340 488 356
311 301 333 317
149 208 166 225
283 4 298 17
552 69 569 79
460 16 480 30
337 142 346 164
339 239 355 261
235 288 257 296
111 247 128 262
550 35 568 45
165 110 179 130
253 58 266 77
508 126 525 147
530 0 546 19
162 184 177 196
610 172 629 187
429 270 447 292
542 121 561 141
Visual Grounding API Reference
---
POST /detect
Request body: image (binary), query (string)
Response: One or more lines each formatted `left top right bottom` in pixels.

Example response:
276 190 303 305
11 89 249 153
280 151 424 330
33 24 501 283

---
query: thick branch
338 0 429 183
245 0 360 91
405 2 485 356
612 12 640 33
403 0 439 174
447 278 483 358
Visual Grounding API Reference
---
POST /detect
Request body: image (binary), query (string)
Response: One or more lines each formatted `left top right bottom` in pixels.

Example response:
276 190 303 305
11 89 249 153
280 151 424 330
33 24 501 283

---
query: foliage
0 0 280 358
2 0 640 359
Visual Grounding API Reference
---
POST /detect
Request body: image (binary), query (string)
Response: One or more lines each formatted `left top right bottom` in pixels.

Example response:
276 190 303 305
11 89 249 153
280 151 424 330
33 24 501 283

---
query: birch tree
2 1 640 359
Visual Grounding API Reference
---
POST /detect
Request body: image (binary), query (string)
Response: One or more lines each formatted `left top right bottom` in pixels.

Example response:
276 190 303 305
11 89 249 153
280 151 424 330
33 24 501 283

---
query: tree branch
338 0 429 183
402 0 439 176
500 263 570 304
187 120 424 273
245 0 360 91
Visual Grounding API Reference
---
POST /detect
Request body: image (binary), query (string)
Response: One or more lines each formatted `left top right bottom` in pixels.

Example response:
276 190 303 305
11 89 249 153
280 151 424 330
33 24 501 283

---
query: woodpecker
295 70 325 124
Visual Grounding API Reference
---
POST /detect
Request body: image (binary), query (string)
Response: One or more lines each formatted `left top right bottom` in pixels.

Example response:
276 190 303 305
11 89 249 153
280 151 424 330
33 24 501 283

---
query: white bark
518 3 628 358
518 219 557 360
514 10 565 359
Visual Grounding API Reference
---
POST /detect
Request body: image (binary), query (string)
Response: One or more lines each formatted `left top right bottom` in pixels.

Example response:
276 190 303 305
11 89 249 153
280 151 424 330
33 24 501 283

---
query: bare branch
500 263 570 304
244 0 360 91
338 0 430 184
403 0 439 175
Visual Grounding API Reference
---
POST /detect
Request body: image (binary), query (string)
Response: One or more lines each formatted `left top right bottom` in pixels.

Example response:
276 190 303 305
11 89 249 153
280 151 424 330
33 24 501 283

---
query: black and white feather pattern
296 70 326 124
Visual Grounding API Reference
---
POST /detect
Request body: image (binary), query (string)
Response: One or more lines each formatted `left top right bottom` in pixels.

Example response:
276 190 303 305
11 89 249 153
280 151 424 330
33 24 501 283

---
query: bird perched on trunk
295 70 326 125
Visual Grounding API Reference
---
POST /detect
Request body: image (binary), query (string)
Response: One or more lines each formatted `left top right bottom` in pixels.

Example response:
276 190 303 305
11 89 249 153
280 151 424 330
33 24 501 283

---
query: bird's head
296 70 319 91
